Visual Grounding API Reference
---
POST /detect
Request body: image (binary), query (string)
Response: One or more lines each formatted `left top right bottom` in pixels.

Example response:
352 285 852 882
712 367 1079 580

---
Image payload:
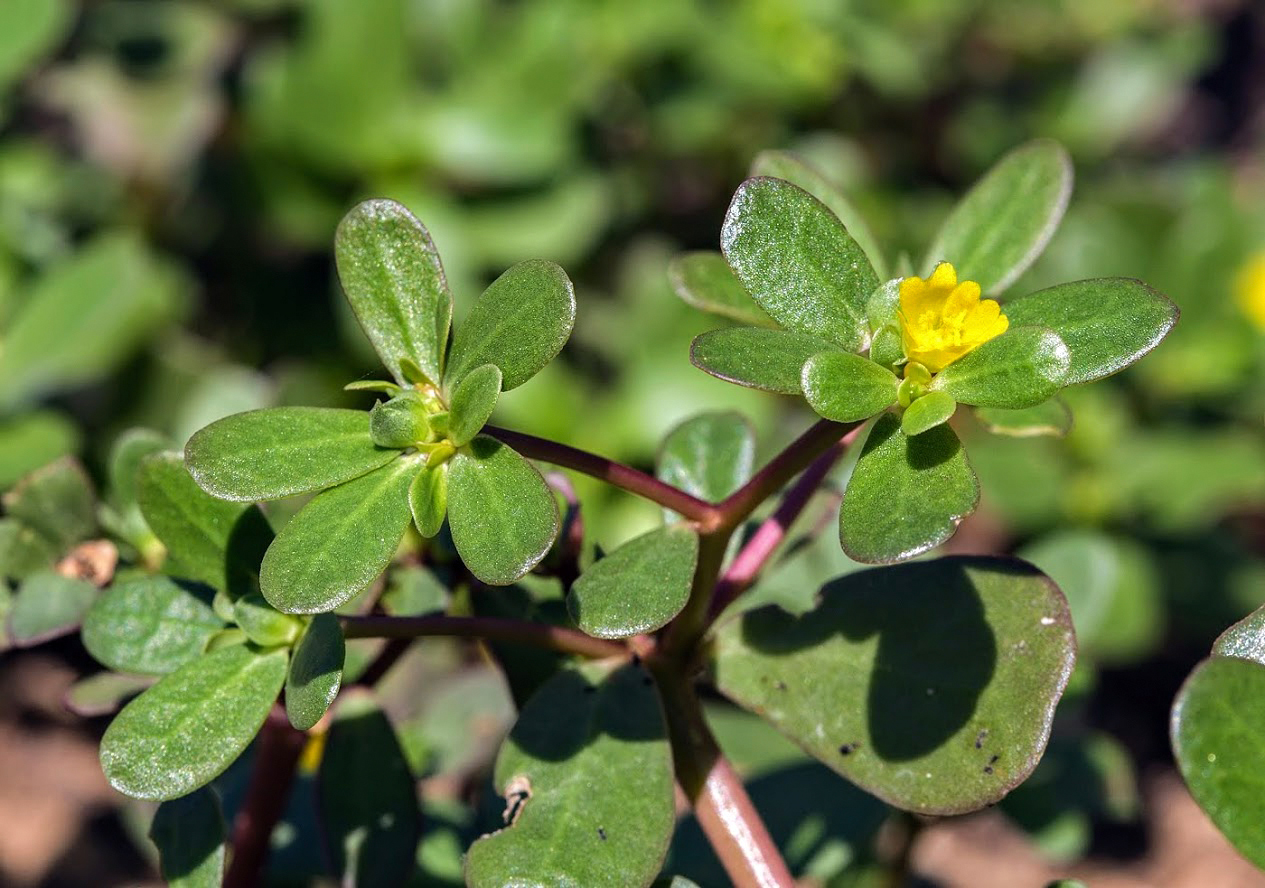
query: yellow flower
898 262 1008 372
1234 251 1265 331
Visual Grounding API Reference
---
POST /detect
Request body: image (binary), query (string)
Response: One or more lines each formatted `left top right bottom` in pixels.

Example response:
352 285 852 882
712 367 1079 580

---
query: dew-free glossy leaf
2 456 95 549
1002 279 1178 386
976 399 1072 438
186 407 398 502
64 671 153 717
568 526 699 638
656 411 756 510
722 177 878 350
0 519 57 581
233 594 302 647
408 463 448 538
1213 604 1265 666
100 645 288 801
447 436 558 585
260 458 417 614
902 391 957 436
335 199 452 386
690 327 841 394
931 328 1070 409
751 150 888 280
82 575 224 675
711 556 1076 814
840 414 979 563
8 570 96 645
1172 657 1265 868
801 351 898 422
465 662 674 888
286 613 344 731
668 252 773 327
445 259 575 391
149 787 226 888
318 690 420 887
0 410 79 489
448 363 501 447
924 140 1072 294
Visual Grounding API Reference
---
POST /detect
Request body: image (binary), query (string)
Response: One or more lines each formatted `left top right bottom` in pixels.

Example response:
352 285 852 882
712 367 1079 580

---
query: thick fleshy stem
341 614 625 660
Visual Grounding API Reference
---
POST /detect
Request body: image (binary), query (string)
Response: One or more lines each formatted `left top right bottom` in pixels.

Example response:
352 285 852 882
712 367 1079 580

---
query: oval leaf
447 436 558 586
186 408 398 502
286 613 345 731
445 259 575 392
1213 604 1265 666
465 662 674 888
335 199 452 386
1002 278 1179 386
924 140 1073 295
82 575 224 676
448 363 502 447
801 351 898 422
902 391 957 437
656 411 756 509
65 672 154 718
100 645 288 801
149 787 227 888
260 458 418 614
8 570 97 646
691 327 841 394
233 594 302 647
722 177 878 350
840 414 979 563
931 327 1070 409
711 556 1076 814
668 252 773 327
975 399 1072 438
567 526 699 638
2 456 96 549
408 463 449 538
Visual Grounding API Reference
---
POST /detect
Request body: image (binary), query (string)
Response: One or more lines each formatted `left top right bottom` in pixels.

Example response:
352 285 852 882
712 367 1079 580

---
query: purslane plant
75 140 1177 888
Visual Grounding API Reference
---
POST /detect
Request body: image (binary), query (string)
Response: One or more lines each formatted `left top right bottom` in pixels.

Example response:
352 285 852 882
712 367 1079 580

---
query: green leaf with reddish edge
149 787 226 888
286 613 344 731
448 363 501 447
722 177 879 351
656 411 755 514
82 575 224 675
260 457 418 614
567 525 699 639
1002 278 1179 386
318 689 420 888
447 436 558 586
465 661 674 888
64 672 154 718
2 456 95 549
840 414 979 564
751 150 888 280
976 399 1072 438
8 570 96 645
1213 604 1265 666
902 392 957 437
409 463 448 538
1171 657 1265 867
923 139 1073 295
138 452 274 596
335 199 452 386
690 327 842 394
668 252 773 327
0 519 57 581
99 644 288 801
710 556 1076 814
931 328 1070 409
185 407 398 502
801 351 898 422
444 259 575 392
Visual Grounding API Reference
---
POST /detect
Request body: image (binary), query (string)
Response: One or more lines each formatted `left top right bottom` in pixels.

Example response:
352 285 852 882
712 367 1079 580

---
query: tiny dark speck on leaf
774 680 787 691
989 754 1000 765
975 729 988 749
839 742 859 756
983 765 994 775
597 827 607 841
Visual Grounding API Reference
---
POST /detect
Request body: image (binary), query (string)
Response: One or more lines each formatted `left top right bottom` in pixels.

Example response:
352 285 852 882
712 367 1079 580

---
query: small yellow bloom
898 262 1009 372
1234 251 1265 331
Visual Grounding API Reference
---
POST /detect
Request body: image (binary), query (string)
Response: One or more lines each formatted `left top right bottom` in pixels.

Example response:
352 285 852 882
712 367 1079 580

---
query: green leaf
0 411 79 489
976 399 1072 438
931 328 1070 409
99 645 288 801
149 787 226 888
8 570 97 645
1213 605 1265 666
869 325 903 371
866 279 902 333
260 457 417 614
448 363 502 447
445 259 576 391
568 526 699 638
840 414 979 563
381 566 448 617
138 452 274 596
107 428 171 509
801 351 898 422
82 575 224 676
668 252 773 327
656 411 755 511
318 689 421 887
751 150 888 280
691 327 841 394
0 518 57 581
1002 279 1179 386
65 671 154 717
1171 657 1265 868
465 662 674 888
0 0 71 94
721 177 879 350
233 594 302 647
447 436 558 586
408 463 449 538
924 140 1073 294
902 392 957 436
2 456 95 549
335 199 452 386
186 407 398 502
368 393 430 449
711 556 1076 814
286 613 344 730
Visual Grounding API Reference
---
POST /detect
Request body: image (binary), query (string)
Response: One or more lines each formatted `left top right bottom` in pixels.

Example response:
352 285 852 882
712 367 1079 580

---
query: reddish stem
340 614 625 660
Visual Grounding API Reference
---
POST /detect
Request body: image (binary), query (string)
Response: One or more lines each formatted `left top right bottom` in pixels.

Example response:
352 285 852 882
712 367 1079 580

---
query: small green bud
233 593 303 647
370 392 432 449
